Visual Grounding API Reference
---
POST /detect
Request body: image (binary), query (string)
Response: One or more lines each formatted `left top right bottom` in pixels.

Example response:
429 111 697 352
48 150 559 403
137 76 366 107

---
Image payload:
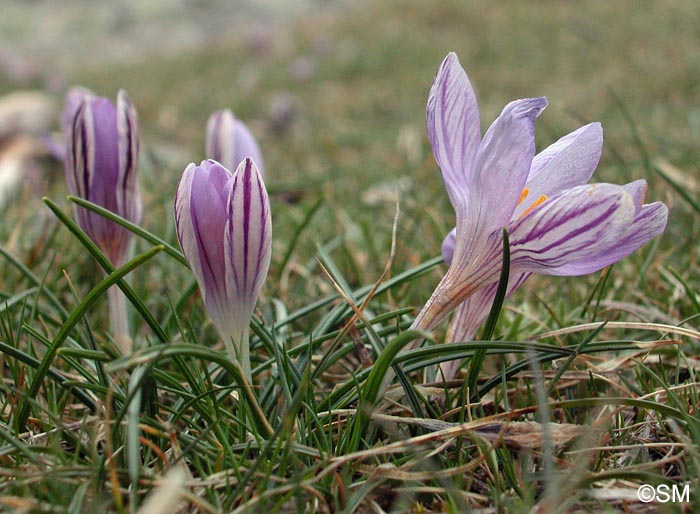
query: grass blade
15 245 163 430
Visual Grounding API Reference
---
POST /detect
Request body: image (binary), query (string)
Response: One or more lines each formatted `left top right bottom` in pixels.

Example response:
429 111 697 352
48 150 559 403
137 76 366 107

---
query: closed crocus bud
205 109 264 177
65 89 141 267
65 89 141 354
174 158 271 381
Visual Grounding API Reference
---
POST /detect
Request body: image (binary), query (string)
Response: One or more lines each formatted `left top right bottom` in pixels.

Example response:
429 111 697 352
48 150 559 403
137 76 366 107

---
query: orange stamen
517 187 530 206
519 194 548 219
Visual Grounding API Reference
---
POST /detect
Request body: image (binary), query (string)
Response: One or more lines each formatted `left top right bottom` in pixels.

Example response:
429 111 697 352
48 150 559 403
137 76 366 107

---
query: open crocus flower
174 158 271 381
66 89 141 266
410 53 667 378
206 109 265 177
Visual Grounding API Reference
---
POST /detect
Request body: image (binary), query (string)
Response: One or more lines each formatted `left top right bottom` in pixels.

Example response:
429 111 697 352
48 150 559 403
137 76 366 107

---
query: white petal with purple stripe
509 184 635 274
224 157 271 331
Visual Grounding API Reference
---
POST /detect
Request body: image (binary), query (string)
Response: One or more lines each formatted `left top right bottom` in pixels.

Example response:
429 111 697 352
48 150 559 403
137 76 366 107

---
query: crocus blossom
411 53 667 378
65 88 141 354
65 89 141 267
174 158 271 381
206 109 265 177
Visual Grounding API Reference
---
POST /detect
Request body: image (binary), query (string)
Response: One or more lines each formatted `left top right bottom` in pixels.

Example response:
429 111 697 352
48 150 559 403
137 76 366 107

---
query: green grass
1 0 700 512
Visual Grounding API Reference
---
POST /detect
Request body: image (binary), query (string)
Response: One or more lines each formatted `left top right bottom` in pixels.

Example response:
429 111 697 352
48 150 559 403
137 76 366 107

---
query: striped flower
64 89 141 354
65 89 141 267
206 109 265 178
411 53 667 378
174 158 271 380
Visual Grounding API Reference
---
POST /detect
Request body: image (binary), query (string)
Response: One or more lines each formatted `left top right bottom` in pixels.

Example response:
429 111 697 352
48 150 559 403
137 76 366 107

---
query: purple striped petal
470 97 548 235
546 199 667 275
206 109 265 177
508 183 636 275
224 158 272 334
426 52 480 210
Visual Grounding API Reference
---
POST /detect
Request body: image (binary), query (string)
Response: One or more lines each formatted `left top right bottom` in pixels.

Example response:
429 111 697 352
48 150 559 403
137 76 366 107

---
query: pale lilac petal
116 90 141 225
513 123 603 219
174 161 232 326
441 228 457 265
174 164 207 303
527 122 602 184
622 179 648 211
426 52 480 209
206 109 265 177
508 184 636 275
471 97 548 235
547 201 667 275
224 158 272 334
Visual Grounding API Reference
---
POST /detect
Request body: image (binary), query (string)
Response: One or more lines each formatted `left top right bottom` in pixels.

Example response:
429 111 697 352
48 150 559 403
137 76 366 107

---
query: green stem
107 285 131 354
221 326 251 384
239 326 251 384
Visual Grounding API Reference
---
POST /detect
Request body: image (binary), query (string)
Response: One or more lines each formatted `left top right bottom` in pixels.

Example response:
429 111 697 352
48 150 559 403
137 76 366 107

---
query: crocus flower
65 89 141 354
206 109 265 177
174 158 271 381
411 53 667 378
65 89 141 267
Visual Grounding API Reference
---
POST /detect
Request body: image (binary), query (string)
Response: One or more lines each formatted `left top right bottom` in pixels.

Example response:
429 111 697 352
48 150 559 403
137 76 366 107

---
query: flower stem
108 285 131 354
222 326 252 384
239 327 251 384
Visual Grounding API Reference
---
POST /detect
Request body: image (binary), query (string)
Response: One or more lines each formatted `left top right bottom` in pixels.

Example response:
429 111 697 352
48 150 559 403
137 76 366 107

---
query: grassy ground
1 0 700 512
